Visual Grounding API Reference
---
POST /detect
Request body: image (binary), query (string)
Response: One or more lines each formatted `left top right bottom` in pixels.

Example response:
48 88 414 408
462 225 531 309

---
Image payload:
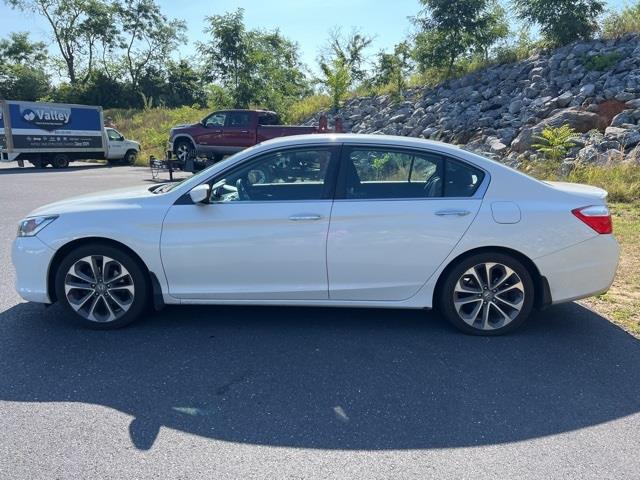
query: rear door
219 111 255 150
327 145 486 301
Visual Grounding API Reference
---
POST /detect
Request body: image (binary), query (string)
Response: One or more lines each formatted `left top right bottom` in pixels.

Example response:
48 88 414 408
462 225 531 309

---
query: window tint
340 148 485 199
211 148 334 202
205 112 226 127
227 112 251 128
258 113 280 126
443 160 485 197
342 149 443 199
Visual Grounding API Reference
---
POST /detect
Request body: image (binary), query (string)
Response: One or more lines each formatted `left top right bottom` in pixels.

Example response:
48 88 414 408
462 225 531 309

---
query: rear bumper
11 236 55 304
534 234 619 304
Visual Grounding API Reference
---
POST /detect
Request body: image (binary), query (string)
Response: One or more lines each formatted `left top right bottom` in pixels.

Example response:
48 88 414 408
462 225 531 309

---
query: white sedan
12 134 619 335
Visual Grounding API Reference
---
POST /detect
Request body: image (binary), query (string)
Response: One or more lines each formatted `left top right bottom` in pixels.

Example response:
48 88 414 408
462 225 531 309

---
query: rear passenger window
343 149 443 199
227 112 251 128
443 160 485 197
339 148 484 199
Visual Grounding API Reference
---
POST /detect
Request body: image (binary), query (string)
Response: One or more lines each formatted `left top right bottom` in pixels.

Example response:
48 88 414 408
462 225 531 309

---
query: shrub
286 95 332 124
583 52 621 71
531 125 580 162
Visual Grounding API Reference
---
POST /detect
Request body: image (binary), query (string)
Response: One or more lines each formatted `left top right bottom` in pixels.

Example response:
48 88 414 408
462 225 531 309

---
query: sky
0 0 630 75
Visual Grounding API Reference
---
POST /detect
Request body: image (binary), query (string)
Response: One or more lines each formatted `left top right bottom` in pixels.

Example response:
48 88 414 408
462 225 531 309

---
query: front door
327 146 486 301
161 145 339 300
106 128 126 159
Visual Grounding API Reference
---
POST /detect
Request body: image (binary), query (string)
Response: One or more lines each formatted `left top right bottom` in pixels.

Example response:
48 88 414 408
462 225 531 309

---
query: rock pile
305 34 640 167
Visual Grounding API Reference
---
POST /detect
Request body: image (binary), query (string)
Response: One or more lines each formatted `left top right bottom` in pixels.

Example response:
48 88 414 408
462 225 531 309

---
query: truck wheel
124 150 138 165
175 140 194 163
51 154 70 169
30 159 47 169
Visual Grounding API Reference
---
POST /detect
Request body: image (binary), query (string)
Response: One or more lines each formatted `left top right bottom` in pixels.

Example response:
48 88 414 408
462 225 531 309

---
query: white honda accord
12 134 619 335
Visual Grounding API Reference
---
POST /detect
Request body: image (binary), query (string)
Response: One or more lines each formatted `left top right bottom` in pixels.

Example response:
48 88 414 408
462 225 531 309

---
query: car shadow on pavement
0 301 639 451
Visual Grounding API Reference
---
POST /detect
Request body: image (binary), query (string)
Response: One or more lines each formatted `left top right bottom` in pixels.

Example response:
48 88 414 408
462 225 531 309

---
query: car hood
27 184 160 217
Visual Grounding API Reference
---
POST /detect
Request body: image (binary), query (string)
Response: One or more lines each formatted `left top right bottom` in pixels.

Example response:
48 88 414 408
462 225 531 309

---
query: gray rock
556 91 573 107
508 99 522 114
580 84 596 96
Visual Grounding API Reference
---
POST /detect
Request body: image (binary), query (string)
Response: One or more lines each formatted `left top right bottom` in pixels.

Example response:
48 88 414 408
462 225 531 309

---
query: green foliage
602 2 640 38
413 0 509 78
318 58 352 111
512 0 605 47
320 28 373 85
286 95 332 124
371 41 414 101
583 52 622 71
493 27 538 64
531 125 580 162
568 163 640 203
198 8 310 111
0 32 50 100
106 106 207 162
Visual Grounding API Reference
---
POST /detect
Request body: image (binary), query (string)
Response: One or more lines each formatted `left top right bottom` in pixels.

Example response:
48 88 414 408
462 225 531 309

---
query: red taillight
572 205 613 234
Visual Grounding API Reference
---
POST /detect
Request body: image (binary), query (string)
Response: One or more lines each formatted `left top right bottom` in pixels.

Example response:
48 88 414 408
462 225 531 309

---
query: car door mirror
189 184 210 204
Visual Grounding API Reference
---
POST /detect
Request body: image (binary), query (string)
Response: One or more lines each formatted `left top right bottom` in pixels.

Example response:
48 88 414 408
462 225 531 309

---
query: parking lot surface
1 162 639 479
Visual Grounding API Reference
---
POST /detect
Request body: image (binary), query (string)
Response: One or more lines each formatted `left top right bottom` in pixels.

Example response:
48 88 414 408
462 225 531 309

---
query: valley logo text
20 106 71 131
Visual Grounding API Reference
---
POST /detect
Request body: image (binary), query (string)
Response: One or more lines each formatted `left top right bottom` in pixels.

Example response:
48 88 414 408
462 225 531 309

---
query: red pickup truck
168 109 335 164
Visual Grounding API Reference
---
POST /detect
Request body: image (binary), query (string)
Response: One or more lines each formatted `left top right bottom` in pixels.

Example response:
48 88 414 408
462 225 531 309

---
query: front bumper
534 234 620 304
11 236 56 304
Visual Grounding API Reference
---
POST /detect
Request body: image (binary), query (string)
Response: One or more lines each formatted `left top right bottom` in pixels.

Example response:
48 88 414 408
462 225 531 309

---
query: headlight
17 216 58 237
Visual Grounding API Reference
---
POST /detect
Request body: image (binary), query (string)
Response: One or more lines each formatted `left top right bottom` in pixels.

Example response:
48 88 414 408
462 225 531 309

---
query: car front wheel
54 243 149 329
438 252 535 336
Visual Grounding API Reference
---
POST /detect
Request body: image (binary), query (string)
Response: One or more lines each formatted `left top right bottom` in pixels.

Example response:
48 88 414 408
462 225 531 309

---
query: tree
321 28 373 84
374 41 414 98
512 0 605 46
0 32 50 100
413 0 508 78
4 0 118 84
115 0 187 94
318 57 351 111
198 8 311 110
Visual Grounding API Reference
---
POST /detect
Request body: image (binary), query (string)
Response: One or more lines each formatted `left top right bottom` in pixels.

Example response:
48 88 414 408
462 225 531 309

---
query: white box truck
0 100 140 168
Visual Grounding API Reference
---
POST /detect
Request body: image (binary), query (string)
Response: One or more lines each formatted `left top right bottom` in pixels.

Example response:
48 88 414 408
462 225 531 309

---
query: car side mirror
189 184 210 204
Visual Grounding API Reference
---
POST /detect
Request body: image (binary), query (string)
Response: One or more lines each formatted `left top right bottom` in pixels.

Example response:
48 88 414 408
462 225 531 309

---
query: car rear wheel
54 243 149 329
438 252 535 336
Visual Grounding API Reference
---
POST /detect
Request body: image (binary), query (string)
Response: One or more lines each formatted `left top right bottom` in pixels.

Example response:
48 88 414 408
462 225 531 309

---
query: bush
583 52 621 71
602 2 640 38
531 125 580 162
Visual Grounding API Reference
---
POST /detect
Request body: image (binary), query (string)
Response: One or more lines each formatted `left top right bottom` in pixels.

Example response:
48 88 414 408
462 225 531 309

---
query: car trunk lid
544 181 608 202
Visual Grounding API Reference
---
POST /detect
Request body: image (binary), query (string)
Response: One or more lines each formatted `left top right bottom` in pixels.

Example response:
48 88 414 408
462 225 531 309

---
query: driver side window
210 147 335 202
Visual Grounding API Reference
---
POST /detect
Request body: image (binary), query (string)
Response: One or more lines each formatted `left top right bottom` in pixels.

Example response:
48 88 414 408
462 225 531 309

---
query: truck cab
105 128 141 165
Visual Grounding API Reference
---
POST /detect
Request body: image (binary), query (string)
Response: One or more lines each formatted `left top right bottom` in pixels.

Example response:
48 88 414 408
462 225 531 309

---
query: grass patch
582 202 640 336
106 106 208 166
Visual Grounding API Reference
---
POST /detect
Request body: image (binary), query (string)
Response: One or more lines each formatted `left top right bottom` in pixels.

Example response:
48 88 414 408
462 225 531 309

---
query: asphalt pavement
0 161 639 479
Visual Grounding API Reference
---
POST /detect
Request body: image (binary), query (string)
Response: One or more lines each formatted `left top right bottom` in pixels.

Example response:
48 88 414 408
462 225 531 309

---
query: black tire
31 159 47 169
438 252 535 336
174 139 195 163
54 243 149 329
51 154 70 169
124 150 138 165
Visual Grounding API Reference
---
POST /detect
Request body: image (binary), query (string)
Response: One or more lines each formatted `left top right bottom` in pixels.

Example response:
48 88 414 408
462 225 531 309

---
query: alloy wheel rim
64 255 135 322
453 262 525 331
177 144 189 161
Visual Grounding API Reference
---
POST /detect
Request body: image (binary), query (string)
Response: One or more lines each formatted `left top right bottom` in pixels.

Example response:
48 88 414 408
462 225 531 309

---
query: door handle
240 130 249 134
289 214 322 221
435 209 471 217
